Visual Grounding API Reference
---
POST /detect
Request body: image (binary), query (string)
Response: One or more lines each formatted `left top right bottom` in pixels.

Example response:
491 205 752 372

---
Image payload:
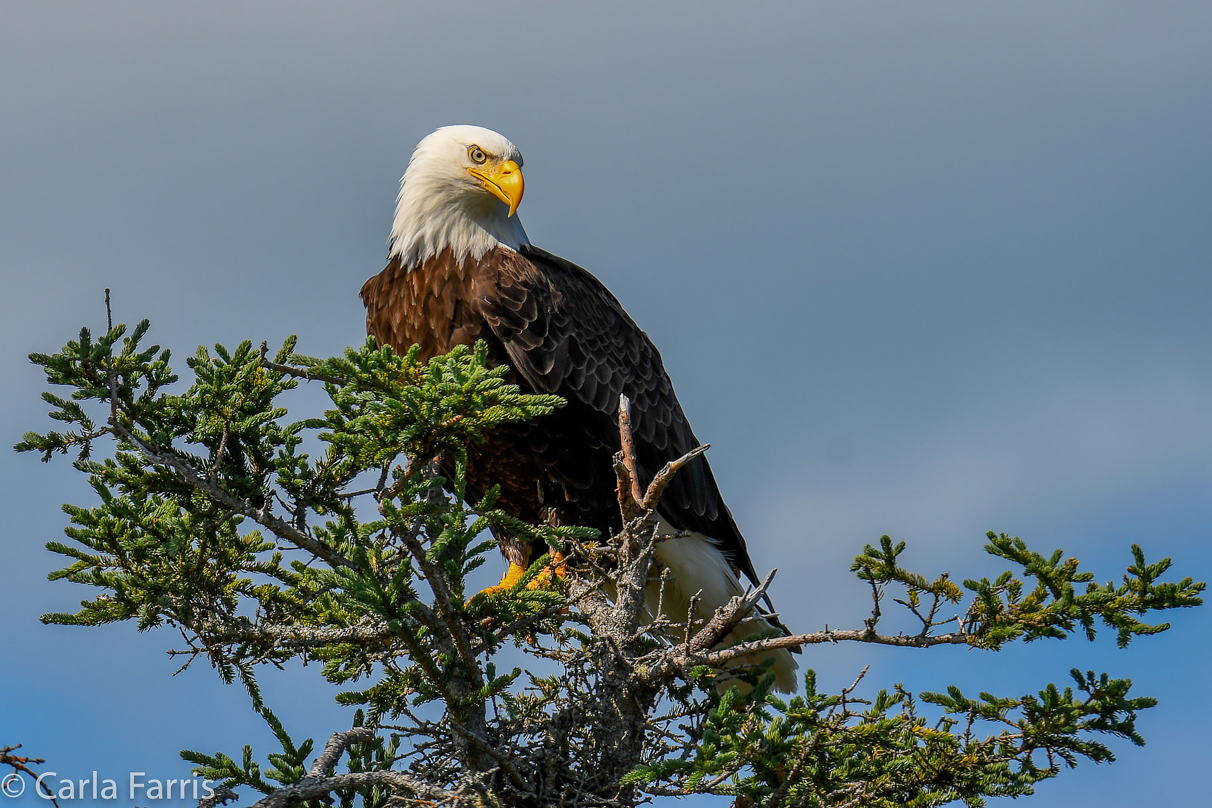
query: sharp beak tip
471 163 524 217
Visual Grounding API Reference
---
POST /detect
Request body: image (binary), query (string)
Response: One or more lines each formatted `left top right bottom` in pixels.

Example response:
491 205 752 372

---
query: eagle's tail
648 531 799 694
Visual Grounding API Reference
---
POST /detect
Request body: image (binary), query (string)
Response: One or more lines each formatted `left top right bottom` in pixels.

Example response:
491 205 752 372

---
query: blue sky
2 3 1210 806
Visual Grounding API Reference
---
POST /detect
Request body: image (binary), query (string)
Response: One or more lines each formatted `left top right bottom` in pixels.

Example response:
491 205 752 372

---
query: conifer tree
17 309 1204 807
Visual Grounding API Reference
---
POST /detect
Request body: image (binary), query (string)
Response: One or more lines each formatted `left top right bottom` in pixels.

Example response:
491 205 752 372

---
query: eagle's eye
468 146 487 164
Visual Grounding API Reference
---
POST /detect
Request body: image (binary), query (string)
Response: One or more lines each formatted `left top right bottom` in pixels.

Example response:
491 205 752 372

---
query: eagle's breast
360 247 548 542
362 248 485 360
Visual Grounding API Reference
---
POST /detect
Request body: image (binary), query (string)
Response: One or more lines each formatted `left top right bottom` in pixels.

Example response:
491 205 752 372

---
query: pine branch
239 770 458 808
19 312 1204 808
110 418 357 572
309 728 376 777
196 620 397 650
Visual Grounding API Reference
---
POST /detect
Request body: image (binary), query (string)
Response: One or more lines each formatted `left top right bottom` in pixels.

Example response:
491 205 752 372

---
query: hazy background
2 3 1210 805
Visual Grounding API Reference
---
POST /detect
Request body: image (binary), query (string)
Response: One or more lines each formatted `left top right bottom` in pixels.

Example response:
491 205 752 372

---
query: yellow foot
473 552 568 600
476 562 528 598
528 551 567 589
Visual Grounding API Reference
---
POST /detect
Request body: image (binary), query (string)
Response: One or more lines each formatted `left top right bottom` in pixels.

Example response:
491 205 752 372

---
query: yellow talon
528 551 567 588
473 551 568 603
477 562 528 598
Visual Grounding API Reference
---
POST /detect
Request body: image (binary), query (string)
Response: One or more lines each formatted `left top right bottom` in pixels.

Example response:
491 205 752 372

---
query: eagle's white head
389 125 531 269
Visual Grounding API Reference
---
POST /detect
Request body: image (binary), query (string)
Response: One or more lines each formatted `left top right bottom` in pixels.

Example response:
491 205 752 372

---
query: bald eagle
361 126 797 692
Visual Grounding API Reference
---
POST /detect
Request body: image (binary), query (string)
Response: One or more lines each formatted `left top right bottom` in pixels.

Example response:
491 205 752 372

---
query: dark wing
473 245 761 585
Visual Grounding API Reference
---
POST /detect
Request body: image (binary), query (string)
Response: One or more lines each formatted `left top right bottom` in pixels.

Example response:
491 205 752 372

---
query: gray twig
309 727 377 777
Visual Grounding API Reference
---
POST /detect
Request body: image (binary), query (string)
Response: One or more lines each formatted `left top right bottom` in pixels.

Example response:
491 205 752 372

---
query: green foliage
18 316 1204 808
301 340 564 473
971 535 1203 648
852 534 1203 651
17 322 578 706
633 665 1158 807
183 706 313 796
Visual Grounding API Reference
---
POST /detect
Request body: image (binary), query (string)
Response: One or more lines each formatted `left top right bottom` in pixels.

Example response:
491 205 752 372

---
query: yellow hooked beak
469 160 524 217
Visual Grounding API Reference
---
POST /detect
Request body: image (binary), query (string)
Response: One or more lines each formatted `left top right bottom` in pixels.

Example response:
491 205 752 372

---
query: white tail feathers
647 529 799 694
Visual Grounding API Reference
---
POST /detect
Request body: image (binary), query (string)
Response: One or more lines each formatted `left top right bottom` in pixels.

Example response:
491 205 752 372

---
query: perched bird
361 126 798 691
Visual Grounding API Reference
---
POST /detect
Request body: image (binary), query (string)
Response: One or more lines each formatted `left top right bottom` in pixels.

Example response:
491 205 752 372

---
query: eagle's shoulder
476 246 668 410
503 246 753 580
514 246 632 320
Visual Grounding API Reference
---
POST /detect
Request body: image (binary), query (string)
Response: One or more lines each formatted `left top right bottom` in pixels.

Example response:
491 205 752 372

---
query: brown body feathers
361 245 760 583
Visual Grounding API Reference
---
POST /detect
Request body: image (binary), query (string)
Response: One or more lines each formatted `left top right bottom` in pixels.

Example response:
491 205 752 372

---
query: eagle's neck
388 171 530 271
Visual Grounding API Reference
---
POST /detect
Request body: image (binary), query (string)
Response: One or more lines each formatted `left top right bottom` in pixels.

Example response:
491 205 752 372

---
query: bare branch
197 620 399 651
1 745 58 808
641 444 709 512
309 728 376 777
258 340 347 386
446 718 533 797
615 395 644 514
196 786 238 808
209 426 231 485
236 771 459 808
690 569 778 652
0 745 46 779
682 625 971 671
378 454 431 506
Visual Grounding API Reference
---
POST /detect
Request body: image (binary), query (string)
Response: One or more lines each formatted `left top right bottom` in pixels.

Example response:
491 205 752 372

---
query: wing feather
471 246 760 584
